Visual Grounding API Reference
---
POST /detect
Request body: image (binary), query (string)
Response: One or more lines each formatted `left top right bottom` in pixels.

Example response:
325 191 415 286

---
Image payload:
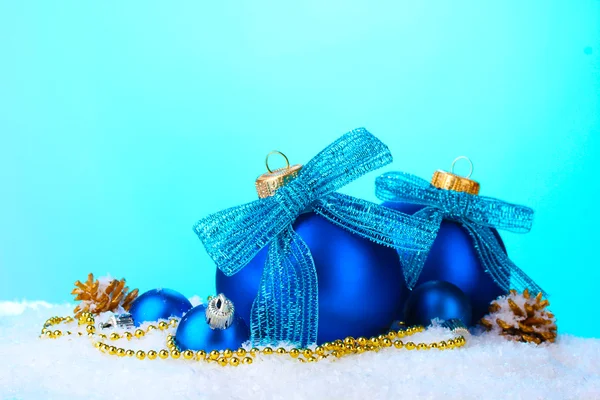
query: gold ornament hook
265 151 291 174
450 156 474 179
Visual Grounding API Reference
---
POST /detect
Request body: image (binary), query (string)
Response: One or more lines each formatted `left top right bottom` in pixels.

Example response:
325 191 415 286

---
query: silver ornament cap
205 293 235 330
99 313 135 330
441 318 471 337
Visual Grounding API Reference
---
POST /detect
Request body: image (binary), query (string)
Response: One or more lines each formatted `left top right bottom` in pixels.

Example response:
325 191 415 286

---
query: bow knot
195 129 438 347
375 171 545 296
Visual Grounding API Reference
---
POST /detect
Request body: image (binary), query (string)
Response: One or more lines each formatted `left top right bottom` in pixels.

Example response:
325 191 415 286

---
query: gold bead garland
41 313 467 367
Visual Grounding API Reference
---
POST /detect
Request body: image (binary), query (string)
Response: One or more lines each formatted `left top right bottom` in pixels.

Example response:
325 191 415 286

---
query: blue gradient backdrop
1 1 598 337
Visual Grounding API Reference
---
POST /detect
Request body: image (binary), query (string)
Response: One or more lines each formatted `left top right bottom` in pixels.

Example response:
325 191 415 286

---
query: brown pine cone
71 273 139 318
480 289 557 345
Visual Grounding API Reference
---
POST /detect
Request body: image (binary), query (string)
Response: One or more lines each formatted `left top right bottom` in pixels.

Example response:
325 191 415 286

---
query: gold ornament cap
255 151 303 199
431 156 480 195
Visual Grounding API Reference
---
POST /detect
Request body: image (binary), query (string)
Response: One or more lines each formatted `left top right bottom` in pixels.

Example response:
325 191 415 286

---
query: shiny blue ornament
383 201 505 322
217 211 405 345
175 305 249 351
129 288 192 326
403 280 472 327
195 129 437 347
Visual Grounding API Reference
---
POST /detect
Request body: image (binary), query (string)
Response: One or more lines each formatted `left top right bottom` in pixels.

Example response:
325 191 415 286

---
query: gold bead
334 339 344 349
344 337 355 346
289 348 300 358
274 347 286 355
229 357 240 367
196 350 207 360
357 337 367 347
169 319 178 327
158 321 168 330
236 348 247 357
417 343 429 350
331 350 342 358
397 330 406 338
167 340 176 350
110 333 120 341
171 350 181 359
209 350 220 360
429 342 439 350
108 346 118 355
387 331 397 340
86 317 95 324
302 349 313 358
242 357 253 365
86 325 95 334
94 342 102 349
136 350 146 360
438 341 447 350
223 349 233 358
87 332 95 337
446 339 455 349
117 348 126 357
98 334 107 340
377 334 387 342
126 350 135 357
323 342 334 351
393 340 404 349
318 355 329 361
298 358 306 363
405 342 416 350
250 348 260 357
123 332 133 340
356 346 366 354
53 330 62 337
306 356 317 363
381 338 392 347
315 346 325 356
158 350 169 359
183 350 194 360
262 347 273 355
217 357 227 367
101 344 110 352
147 325 157 331
345 344 355 353
134 329 145 338
78 332 83 336
41 328 49 335
369 337 379 346
144 350 156 360
65 316 74 323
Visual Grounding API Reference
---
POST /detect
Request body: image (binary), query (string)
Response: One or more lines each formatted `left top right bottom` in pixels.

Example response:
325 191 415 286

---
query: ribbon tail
466 224 547 296
399 207 443 289
249 226 318 347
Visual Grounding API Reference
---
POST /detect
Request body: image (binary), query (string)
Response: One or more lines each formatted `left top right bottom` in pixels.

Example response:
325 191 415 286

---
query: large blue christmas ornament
375 157 545 324
194 129 438 347
175 294 249 351
129 288 192 326
403 280 473 327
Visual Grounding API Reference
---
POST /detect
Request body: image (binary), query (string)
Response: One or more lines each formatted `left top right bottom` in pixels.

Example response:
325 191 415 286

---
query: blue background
1 1 598 337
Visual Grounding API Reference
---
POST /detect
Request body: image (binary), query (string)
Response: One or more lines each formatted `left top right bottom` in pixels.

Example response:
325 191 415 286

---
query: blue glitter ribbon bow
375 171 545 296
194 128 437 347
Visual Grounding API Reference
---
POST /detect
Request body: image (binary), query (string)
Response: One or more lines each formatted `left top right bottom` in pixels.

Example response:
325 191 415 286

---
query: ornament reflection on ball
175 294 249 351
403 280 473 327
129 288 192 326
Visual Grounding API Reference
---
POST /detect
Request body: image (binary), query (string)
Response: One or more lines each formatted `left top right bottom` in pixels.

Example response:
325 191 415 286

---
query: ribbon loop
195 128 438 346
375 171 545 296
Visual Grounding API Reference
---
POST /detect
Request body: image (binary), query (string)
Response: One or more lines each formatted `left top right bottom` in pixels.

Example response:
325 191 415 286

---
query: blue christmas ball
129 288 193 326
404 280 472 326
175 305 249 351
216 212 405 344
383 201 505 323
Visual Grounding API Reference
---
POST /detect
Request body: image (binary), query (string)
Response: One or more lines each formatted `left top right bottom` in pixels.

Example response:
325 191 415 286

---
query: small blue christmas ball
175 305 249 351
383 201 506 323
129 288 193 326
403 280 472 327
216 212 406 344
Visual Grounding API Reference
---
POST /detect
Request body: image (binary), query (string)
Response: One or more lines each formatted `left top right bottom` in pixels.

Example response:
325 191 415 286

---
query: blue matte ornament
403 280 473 327
376 159 545 324
175 305 249 352
129 288 192 326
194 129 438 347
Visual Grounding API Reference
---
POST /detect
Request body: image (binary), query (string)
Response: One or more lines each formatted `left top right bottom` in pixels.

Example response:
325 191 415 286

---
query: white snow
1 300 599 400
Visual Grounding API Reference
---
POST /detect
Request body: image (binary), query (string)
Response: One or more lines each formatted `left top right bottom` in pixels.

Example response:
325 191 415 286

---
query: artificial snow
1 301 599 400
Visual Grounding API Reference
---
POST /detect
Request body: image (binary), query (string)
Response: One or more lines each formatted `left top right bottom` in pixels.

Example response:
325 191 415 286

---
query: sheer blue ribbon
194 129 438 347
375 171 545 296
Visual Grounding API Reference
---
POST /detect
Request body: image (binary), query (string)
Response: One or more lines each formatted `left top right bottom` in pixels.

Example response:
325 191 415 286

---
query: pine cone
71 273 139 318
480 289 557 345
